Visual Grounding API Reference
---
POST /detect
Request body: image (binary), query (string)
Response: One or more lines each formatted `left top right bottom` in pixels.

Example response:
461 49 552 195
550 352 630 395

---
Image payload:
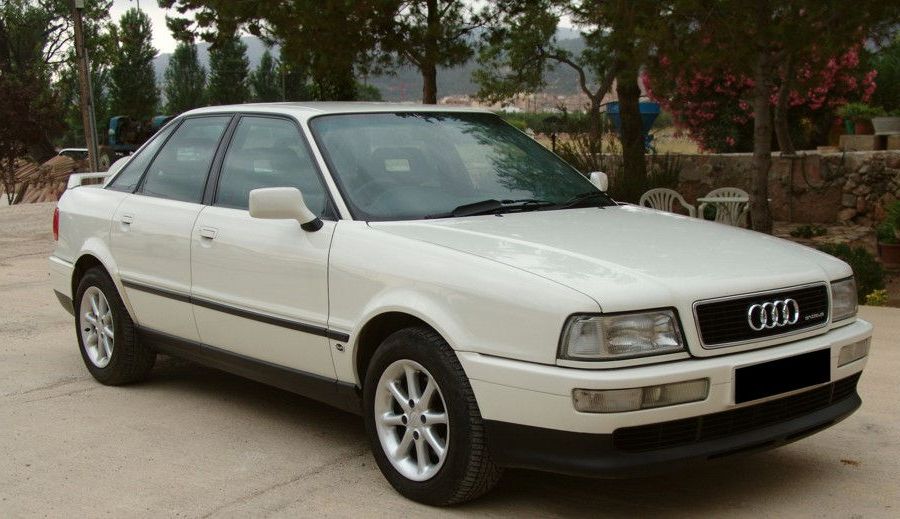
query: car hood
369 205 851 312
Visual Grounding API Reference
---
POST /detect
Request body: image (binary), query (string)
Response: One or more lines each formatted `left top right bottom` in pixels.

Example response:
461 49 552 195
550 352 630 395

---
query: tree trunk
422 62 437 104
421 0 439 104
616 70 647 203
774 56 795 155
750 52 774 233
587 98 602 143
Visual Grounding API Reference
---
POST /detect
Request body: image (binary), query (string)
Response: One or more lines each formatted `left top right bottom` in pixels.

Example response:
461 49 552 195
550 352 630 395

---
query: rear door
110 115 232 341
189 115 337 376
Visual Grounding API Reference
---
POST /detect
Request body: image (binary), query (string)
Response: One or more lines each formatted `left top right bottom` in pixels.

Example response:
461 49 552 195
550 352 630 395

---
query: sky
108 0 577 56
109 0 178 53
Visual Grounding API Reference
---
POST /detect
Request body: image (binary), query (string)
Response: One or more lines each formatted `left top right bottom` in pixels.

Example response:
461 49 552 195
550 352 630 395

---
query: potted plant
838 103 885 135
876 201 900 265
872 109 900 135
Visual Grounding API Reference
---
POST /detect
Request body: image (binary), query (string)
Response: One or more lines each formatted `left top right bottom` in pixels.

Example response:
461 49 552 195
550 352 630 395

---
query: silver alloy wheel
374 359 449 481
79 286 114 368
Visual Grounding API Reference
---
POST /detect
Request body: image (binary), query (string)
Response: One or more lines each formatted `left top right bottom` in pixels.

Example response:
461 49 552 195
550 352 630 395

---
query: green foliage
790 224 828 239
161 0 384 101
207 35 250 105
378 0 485 103
0 0 73 168
164 42 207 114
837 102 886 120
496 111 592 134
110 8 159 120
355 83 383 102
249 49 281 102
876 201 900 244
869 35 900 113
818 244 885 303
865 289 888 306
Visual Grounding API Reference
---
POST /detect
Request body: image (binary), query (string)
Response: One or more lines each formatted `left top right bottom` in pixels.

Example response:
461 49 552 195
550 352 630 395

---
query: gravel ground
1 202 898 518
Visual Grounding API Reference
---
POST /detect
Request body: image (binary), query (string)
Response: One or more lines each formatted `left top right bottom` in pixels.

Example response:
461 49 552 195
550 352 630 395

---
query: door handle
120 213 134 225
198 227 218 240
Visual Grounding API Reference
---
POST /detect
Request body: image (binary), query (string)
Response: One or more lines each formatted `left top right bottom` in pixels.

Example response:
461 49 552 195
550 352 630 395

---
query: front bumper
459 319 871 475
485 384 860 477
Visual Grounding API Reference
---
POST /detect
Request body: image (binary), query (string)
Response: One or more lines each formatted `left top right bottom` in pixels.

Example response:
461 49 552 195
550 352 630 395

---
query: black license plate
735 349 830 404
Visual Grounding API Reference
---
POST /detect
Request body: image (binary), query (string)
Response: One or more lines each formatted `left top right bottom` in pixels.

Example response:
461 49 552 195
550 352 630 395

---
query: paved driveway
1 203 898 517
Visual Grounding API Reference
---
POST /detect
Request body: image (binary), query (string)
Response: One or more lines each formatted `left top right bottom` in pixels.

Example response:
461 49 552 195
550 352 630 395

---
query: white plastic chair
698 187 750 227
639 188 697 217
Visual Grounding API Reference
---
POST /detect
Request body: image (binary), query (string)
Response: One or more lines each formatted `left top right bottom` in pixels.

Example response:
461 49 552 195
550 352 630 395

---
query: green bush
818 243 885 303
496 111 593 134
790 224 828 239
876 201 900 244
837 102 885 120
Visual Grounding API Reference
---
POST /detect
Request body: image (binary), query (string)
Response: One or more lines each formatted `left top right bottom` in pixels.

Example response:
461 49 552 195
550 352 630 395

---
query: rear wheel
363 326 502 505
74 268 155 384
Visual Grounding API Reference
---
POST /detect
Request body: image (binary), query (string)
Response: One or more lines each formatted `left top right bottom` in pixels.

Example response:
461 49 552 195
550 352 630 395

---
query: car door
189 115 337 377
110 115 232 341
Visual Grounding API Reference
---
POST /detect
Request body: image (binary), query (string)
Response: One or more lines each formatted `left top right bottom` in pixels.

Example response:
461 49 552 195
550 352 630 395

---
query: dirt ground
1 202 899 518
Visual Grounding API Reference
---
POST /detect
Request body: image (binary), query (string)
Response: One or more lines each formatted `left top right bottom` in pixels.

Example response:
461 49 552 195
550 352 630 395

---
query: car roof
181 102 492 121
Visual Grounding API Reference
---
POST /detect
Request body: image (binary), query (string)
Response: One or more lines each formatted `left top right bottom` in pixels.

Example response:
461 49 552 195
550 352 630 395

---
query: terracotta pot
854 119 874 135
877 241 900 266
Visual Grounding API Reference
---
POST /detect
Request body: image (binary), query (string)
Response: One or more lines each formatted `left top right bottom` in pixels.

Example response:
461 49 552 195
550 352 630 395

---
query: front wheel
363 326 502 505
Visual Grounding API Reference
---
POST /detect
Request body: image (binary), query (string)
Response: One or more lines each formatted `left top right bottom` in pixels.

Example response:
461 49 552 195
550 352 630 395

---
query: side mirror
249 187 323 232
589 171 608 191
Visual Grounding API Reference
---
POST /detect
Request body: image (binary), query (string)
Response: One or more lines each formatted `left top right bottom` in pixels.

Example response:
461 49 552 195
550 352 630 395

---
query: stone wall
669 151 900 225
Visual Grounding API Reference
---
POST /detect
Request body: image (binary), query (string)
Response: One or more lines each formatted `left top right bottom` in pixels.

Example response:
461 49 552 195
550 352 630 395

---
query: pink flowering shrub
644 46 877 152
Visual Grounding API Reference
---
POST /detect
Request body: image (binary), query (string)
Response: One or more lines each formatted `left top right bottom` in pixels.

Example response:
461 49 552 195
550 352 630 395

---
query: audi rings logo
747 299 800 331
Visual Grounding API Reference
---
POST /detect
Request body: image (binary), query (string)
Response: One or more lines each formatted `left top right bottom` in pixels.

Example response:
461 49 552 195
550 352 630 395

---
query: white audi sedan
49 103 872 505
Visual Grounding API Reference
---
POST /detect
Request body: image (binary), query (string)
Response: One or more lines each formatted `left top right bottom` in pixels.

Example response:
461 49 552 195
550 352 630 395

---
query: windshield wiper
425 198 555 219
554 190 617 209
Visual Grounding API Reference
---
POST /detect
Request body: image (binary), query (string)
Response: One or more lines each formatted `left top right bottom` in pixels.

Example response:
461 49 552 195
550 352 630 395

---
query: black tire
363 326 503 505
74 268 155 384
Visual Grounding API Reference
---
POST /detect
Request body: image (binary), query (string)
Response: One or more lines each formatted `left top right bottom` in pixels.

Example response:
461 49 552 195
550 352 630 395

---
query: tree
654 1 898 232
206 35 250 105
161 0 387 101
0 0 107 164
250 49 281 102
377 0 485 104
164 41 206 114
109 8 159 121
477 0 660 200
645 46 877 152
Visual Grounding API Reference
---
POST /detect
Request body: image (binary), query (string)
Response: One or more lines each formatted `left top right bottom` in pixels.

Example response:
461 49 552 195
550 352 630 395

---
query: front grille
695 284 829 347
612 373 860 452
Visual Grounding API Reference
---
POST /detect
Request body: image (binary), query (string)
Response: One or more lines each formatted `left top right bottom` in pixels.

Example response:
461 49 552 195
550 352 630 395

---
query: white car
50 103 871 505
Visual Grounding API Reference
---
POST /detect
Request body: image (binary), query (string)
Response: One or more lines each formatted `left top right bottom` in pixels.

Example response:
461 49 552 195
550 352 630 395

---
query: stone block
888 135 900 150
839 135 883 151
838 208 857 222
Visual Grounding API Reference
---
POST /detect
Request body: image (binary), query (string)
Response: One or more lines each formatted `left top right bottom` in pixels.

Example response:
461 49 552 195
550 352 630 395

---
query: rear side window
215 117 329 215
107 123 176 192
138 116 230 203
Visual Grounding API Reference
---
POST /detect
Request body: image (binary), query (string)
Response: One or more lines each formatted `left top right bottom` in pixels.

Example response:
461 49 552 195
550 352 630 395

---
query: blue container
605 101 661 150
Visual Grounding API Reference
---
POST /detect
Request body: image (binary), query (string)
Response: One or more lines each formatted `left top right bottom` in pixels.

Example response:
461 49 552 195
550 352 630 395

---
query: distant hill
152 30 592 102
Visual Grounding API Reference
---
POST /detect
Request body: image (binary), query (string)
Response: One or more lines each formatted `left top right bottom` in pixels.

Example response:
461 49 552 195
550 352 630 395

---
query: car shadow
147 355 830 514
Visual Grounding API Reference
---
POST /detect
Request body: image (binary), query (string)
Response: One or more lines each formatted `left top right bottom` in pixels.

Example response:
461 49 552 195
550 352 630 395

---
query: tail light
53 207 60 241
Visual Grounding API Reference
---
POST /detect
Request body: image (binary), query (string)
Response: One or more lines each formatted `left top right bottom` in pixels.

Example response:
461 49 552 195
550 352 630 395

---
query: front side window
309 112 607 221
107 123 176 192
215 117 329 215
138 116 230 203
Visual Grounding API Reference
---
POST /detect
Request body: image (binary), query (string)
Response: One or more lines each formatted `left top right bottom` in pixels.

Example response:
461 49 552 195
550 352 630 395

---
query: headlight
559 310 686 361
831 277 858 322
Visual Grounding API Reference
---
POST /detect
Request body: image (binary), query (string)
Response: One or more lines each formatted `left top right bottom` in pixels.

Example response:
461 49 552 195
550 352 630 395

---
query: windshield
309 112 610 221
